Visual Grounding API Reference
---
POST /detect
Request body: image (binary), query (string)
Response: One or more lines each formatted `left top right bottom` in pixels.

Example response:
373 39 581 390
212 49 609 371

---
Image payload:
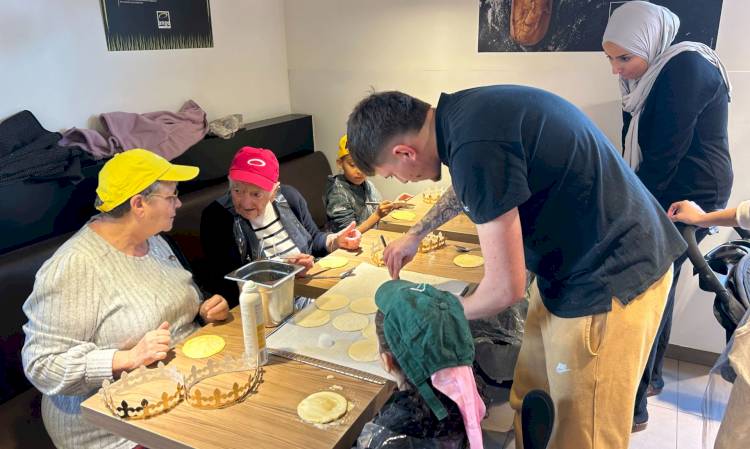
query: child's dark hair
374 310 466 438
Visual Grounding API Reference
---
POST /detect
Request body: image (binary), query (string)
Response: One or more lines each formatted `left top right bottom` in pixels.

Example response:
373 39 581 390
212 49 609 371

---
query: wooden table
295 229 484 298
81 310 394 449
378 197 479 244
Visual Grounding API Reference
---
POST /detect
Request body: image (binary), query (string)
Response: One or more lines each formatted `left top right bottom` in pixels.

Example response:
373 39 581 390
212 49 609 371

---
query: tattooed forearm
407 186 463 237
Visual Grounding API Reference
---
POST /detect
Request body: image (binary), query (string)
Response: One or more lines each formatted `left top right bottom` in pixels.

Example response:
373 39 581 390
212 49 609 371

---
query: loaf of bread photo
510 0 553 46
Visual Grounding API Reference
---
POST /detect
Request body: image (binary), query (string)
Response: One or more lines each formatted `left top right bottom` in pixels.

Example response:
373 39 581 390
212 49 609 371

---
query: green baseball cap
375 280 474 420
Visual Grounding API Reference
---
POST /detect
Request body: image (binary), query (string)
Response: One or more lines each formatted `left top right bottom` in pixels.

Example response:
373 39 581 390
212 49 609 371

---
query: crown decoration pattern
100 354 262 419
370 248 385 267
422 187 446 204
100 362 184 420
185 354 263 409
418 232 446 253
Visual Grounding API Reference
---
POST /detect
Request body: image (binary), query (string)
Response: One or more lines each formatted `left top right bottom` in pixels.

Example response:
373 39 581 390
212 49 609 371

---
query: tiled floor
480 357 732 449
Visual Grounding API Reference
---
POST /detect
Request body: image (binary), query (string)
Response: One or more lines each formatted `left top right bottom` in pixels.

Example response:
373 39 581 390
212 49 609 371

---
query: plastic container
239 281 268 366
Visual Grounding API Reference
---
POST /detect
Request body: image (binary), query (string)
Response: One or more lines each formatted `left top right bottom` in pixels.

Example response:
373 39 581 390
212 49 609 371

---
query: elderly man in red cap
200 146 361 307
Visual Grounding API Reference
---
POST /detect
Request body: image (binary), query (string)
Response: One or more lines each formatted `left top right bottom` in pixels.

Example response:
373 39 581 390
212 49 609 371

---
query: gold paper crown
418 232 446 253
422 187 445 204
100 354 262 419
100 362 185 420
370 250 384 267
185 354 262 409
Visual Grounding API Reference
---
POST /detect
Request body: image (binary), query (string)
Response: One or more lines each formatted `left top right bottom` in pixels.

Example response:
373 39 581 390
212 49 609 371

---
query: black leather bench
0 113 330 447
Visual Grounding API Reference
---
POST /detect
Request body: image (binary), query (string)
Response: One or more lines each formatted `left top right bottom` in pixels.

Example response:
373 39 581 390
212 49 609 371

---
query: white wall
0 0 291 131
284 0 750 353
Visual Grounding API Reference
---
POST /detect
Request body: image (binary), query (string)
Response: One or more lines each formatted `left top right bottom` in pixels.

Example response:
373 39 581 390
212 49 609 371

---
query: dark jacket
355 390 467 449
0 110 84 186
199 184 329 307
623 51 733 212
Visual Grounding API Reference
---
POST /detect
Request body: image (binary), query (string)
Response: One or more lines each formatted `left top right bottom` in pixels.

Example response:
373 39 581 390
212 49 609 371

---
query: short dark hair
346 91 430 175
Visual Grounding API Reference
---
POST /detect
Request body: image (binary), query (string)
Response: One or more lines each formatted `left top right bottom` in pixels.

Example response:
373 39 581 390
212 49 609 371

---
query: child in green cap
355 280 485 449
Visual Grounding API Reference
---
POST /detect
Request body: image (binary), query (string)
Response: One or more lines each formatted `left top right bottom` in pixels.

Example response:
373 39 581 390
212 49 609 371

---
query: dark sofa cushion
0 233 71 403
279 151 331 229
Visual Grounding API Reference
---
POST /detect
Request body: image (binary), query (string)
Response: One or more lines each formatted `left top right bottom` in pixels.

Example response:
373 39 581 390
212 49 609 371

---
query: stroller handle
681 225 732 302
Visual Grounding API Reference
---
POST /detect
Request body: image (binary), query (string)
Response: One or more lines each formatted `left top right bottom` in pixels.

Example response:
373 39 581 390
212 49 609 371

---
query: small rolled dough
297 391 348 424
348 339 380 362
316 294 350 311
294 309 331 327
182 335 225 359
349 297 378 315
332 313 369 332
453 254 484 268
318 256 348 269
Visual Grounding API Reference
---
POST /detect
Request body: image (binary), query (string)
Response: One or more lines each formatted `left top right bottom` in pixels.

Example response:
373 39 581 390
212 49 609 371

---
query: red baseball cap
228 146 279 192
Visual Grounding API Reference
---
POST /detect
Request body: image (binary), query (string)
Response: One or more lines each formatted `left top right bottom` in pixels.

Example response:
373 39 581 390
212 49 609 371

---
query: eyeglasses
148 190 180 206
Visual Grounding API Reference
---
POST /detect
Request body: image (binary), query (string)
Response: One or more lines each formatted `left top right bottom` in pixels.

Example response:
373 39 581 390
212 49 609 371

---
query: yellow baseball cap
337 134 349 159
95 149 199 212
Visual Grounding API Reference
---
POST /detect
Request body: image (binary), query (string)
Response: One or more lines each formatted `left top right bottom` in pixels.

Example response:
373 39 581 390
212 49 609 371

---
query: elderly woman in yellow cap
21 149 229 449
324 134 402 233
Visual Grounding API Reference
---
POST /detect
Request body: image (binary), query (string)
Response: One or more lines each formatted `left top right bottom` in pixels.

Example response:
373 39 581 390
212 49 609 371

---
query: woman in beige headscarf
602 1 733 432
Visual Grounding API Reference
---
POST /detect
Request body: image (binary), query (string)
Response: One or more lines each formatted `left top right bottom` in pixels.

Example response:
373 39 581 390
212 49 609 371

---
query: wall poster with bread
478 0 724 52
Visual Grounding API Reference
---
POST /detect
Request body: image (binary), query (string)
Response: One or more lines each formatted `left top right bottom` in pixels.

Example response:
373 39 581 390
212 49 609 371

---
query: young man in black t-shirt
346 86 686 449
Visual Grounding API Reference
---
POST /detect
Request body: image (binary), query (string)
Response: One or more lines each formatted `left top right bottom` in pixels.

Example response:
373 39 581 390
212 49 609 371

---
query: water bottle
239 281 268 366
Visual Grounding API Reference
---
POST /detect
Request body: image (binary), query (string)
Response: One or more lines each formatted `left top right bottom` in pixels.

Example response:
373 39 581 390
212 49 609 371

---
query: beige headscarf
602 1 731 170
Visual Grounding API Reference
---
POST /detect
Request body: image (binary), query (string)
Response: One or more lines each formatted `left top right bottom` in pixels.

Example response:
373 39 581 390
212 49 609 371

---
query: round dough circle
349 297 378 315
316 294 350 311
294 309 331 328
348 339 380 362
332 313 369 332
318 256 349 269
182 335 226 359
362 322 376 339
297 391 348 424
390 210 417 221
453 254 484 268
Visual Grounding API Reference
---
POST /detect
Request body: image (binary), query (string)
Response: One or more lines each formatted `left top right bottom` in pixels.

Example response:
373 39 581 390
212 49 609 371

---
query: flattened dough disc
316 294 350 311
453 254 484 268
390 210 416 221
348 339 379 362
297 391 348 424
318 256 348 269
182 335 226 359
349 297 377 314
362 323 377 339
332 313 369 332
294 308 331 327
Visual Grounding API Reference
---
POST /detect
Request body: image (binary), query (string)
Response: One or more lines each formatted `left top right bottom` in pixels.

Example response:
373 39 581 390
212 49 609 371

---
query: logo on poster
157 11 171 29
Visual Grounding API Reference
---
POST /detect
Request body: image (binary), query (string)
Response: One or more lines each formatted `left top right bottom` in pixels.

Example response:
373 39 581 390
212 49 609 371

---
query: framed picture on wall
100 0 213 51
478 0 724 52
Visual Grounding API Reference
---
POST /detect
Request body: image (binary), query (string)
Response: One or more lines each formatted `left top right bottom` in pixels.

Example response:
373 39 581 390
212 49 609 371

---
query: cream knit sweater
22 224 201 449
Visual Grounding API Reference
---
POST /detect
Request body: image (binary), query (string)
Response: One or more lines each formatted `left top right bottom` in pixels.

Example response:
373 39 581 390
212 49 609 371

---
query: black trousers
634 226 709 423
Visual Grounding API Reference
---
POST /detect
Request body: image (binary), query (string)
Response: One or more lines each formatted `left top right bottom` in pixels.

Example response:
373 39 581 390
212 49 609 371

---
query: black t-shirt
436 85 686 318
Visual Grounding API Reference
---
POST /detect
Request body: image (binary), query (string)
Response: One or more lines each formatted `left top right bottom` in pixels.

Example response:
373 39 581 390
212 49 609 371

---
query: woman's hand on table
284 253 315 277
115 321 171 373
200 295 230 323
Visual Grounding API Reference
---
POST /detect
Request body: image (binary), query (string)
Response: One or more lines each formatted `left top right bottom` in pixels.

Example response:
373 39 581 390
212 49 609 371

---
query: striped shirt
250 205 301 259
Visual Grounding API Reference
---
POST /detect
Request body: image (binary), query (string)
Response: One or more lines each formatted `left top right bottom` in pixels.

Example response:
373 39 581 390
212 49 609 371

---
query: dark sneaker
631 420 648 433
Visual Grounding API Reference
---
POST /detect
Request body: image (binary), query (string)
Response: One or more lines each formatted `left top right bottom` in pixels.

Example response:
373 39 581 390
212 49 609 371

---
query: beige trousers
714 317 750 448
510 268 673 449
